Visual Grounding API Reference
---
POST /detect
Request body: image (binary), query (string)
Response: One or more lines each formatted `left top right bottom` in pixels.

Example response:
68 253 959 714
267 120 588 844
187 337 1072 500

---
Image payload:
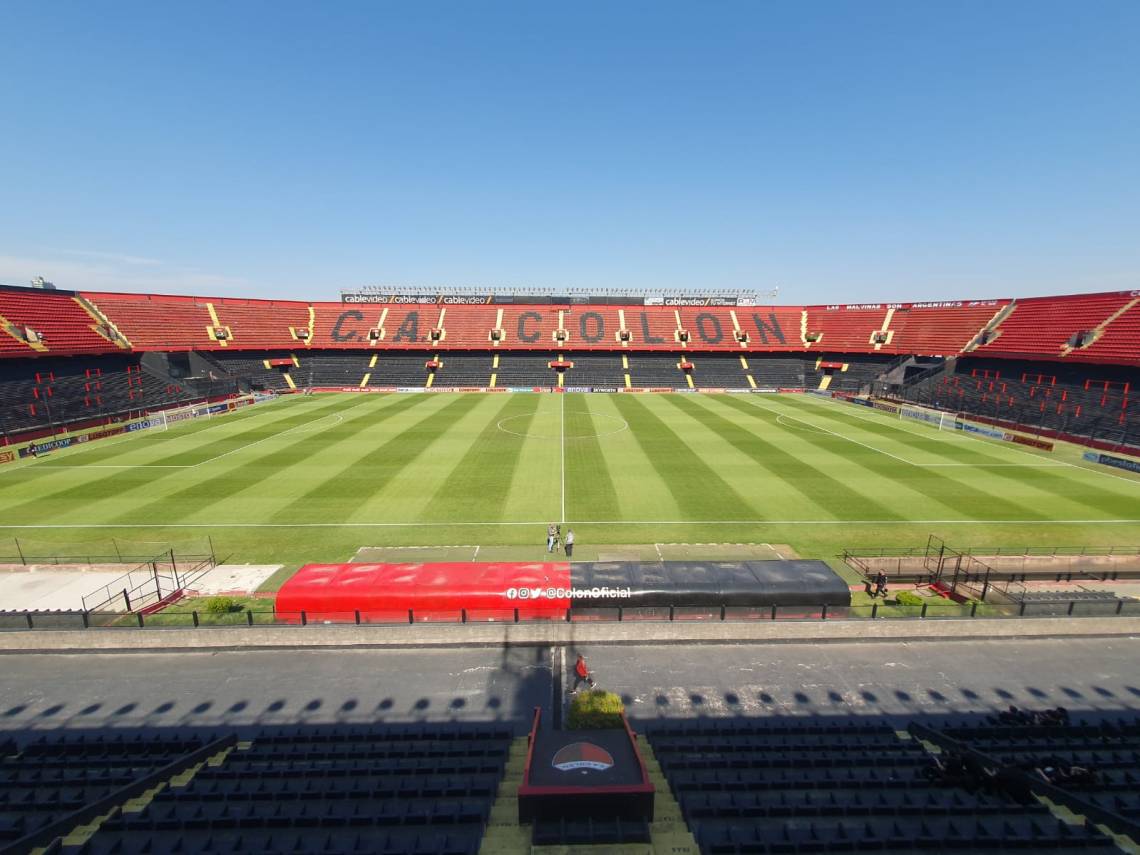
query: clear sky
1 1 1137 303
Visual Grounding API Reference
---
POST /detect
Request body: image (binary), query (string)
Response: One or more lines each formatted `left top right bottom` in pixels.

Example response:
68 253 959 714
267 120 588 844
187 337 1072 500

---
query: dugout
568 560 850 609
276 559 850 623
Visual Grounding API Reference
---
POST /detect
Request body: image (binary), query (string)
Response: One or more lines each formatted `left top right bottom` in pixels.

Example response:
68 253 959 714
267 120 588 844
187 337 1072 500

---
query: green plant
894 591 924 607
567 690 625 730
205 596 240 614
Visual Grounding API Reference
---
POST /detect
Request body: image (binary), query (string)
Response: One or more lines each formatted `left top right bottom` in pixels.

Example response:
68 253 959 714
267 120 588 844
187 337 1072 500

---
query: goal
146 394 260 430
898 403 955 431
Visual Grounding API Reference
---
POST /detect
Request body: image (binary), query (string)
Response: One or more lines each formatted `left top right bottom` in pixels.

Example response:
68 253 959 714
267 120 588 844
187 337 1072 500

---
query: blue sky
0 1 1137 303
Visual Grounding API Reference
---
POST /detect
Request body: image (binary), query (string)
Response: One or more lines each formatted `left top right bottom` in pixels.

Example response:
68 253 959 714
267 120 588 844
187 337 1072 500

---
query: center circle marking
497 411 629 440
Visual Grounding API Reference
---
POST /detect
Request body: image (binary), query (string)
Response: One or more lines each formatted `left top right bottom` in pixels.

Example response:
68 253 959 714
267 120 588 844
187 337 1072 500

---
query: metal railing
0 537 218 567
2 597 1138 632
80 553 215 613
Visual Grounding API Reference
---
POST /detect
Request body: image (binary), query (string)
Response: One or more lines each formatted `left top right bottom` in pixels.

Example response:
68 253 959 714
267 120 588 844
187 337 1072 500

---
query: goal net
898 403 955 431
147 394 262 430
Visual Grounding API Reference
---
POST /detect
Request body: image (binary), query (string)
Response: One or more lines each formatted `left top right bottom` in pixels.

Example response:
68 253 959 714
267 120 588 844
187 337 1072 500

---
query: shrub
894 591 924 607
205 596 240 614
567 690 625 730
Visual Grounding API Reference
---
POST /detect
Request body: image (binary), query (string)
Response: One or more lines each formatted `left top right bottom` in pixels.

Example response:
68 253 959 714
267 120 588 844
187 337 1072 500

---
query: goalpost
898 402 956 431
142 393 264 432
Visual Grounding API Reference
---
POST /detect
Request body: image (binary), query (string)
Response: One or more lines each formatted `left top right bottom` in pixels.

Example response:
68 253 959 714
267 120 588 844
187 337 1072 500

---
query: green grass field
1 391 1137 569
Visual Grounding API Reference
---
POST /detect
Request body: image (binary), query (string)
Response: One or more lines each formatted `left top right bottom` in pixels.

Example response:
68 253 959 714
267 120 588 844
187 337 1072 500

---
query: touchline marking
918 463 1069 468
805 395 1140 487
35 464 188 469
188 396 376 467
748 398 917 465
1 519 1136 530
771 411 1065 468
5 396 352 473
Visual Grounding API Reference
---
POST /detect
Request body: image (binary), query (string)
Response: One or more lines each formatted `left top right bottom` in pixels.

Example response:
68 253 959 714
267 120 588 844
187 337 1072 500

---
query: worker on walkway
571 653 596 692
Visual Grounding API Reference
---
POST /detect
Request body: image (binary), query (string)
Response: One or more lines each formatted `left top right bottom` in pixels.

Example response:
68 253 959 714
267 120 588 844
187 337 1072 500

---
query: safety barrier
2 597 1138 631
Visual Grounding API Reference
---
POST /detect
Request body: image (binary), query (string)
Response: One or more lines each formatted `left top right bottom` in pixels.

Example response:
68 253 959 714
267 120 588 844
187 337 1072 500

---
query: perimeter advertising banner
1083 451 1140 474
18 436 73 457
341 293 494 305
0 450 14 465
128 416 165 431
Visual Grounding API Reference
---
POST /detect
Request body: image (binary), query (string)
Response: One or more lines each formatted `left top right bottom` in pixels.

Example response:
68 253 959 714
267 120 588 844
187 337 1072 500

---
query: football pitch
1 392 1137 570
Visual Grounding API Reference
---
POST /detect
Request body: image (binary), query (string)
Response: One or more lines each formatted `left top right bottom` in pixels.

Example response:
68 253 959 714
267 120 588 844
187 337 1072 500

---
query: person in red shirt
572 653 595 692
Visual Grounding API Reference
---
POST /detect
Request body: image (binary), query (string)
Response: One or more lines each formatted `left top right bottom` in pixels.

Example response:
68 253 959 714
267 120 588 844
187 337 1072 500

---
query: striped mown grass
0 391 1136 568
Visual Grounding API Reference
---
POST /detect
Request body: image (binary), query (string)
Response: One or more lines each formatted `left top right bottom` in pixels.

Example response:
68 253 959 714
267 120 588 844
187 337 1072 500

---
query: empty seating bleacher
885 302 1008 356
0 355 230 436
57 723 511 855
434 354 492 387
804 306 887 351
492 354 558 387
1079 298 1140 362
84 293 215 351
211 298 311 350
976 291 1134 359
902 356 1139 447
0 287 117 356
646 718 1121 854
1 731 219 853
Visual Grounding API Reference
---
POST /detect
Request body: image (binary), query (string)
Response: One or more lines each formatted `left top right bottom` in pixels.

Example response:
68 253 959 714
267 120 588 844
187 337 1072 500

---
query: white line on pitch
560 391 566 524
746 398 918 465
0 396 315 474
1 518 1136 529
34 464 191 469
917 463 1069 468
803 395 1140 486
187 396 376 468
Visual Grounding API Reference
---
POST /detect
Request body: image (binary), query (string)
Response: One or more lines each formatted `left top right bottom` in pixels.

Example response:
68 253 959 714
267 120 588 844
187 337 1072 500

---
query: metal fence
0 537 217 568
80 553 216 612
2 596 1138 632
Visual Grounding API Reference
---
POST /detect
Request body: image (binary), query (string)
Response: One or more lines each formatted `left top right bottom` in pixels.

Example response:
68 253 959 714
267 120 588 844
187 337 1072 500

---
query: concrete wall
1 616 1137 654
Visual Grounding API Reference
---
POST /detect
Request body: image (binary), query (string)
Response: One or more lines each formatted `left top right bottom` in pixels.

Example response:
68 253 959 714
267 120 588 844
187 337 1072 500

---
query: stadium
0 280 1138 854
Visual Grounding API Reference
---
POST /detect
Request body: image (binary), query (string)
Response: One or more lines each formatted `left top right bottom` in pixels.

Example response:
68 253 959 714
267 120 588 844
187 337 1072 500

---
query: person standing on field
547 523 557 553
564 529 575 558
